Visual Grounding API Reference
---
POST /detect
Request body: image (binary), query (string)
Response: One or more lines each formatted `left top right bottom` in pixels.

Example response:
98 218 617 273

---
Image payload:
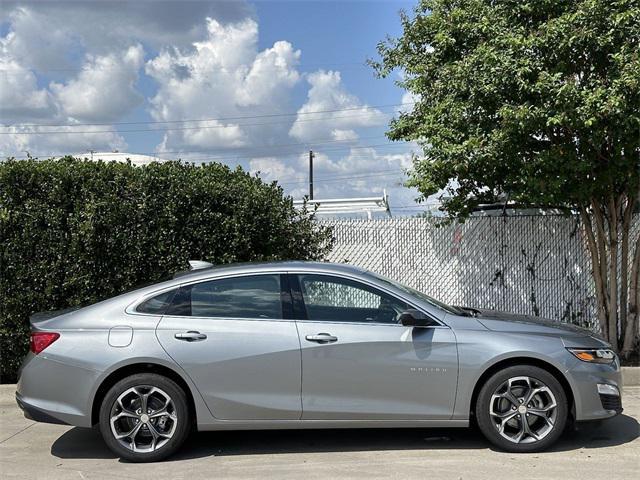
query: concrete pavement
1 385 638 480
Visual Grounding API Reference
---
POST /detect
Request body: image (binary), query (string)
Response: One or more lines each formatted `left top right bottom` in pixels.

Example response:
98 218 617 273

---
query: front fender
451 329 579 420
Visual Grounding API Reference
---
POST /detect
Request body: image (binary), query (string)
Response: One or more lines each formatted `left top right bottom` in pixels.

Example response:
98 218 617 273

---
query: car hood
471 308 601 339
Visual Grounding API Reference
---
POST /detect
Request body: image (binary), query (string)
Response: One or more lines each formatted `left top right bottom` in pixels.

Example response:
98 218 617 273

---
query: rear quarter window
135 289 177 315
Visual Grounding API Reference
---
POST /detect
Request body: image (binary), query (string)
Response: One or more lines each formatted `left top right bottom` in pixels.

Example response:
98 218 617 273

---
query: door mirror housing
399 309 437 327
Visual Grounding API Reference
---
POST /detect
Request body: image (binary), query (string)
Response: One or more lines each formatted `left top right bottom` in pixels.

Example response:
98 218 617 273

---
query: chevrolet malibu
17 261 622 462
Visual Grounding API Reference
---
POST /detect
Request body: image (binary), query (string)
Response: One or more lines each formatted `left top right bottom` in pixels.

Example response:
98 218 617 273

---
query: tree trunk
591 200 611 337
607 195 619 349
621 236 640 358
580 208 609 337
619 194 633 339
584 196 638 356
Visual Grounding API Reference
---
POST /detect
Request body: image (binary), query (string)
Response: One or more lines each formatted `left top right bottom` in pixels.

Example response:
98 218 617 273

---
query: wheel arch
91 362 198 426
469 356 576 420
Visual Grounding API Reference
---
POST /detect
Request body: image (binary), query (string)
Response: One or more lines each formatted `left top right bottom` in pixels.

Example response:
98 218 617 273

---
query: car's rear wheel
476 365 568 452
99 373 191 462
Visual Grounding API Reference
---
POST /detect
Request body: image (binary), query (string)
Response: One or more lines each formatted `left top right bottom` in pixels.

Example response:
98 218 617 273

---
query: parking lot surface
1 385 638 479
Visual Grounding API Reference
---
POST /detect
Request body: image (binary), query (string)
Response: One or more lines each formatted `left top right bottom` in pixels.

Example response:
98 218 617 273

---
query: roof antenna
188 260 214 271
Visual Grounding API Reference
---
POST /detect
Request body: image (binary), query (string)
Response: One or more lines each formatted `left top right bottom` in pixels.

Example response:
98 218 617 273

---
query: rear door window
166 274 283 319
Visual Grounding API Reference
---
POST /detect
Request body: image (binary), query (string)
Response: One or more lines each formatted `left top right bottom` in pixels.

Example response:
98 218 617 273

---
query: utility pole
308 150 314 200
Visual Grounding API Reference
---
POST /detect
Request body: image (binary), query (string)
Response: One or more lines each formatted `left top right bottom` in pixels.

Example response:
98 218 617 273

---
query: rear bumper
16 392 70 426
16 352 100 428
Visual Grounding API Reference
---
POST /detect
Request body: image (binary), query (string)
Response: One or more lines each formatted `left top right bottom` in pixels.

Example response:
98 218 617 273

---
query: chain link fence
321 215 640 331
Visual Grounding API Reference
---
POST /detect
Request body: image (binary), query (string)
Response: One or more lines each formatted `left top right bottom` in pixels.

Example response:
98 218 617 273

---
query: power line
0 60 373 76
279 168 404 184
143 143 413 164
102 143 413 165
153 140 410 159
2 102 413 129
278 169 405 186
0 111 394 136
8 137 415 161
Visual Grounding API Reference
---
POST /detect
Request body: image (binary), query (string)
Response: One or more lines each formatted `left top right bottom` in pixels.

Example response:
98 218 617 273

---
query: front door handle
174 331 207 342
305 333 338 343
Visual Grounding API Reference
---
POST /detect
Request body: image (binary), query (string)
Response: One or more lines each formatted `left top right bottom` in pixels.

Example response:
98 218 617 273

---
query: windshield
365 271 464 315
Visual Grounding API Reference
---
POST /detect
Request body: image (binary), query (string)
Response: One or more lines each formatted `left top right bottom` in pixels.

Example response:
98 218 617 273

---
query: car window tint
136 289 177 314
172 275 282 319
298 274 407 324
166 286 192 316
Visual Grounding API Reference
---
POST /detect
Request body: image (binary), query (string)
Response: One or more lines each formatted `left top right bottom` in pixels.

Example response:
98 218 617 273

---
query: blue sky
0 1 428 214
255 1 407 100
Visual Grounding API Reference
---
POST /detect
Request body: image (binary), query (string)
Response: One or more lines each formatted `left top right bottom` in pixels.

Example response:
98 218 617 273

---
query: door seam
293 320 304 420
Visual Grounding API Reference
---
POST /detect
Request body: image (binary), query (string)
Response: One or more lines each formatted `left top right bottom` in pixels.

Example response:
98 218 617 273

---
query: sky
0 0 430 215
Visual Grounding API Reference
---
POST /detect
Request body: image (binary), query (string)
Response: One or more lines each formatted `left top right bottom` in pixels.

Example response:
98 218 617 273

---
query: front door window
298 274 408 324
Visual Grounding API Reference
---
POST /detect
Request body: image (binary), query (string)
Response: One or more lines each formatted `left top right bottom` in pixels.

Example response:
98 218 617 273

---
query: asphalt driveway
1 385 638 479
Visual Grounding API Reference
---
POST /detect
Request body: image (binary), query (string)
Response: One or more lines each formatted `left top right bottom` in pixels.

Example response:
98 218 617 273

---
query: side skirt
197 419 469 431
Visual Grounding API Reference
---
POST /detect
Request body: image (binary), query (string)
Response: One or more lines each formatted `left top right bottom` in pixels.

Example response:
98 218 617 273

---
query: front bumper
568 360 623 421
598 392 623 414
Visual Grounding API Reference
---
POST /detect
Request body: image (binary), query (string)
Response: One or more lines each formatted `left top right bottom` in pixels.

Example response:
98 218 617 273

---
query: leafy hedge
0 157 333 382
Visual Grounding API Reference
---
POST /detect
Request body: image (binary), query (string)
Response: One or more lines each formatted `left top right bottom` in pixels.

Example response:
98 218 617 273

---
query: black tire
99 373 191 462
475 365 568 452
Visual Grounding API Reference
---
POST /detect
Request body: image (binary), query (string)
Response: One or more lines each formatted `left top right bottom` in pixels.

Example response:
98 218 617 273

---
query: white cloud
237 40 302 106
0 47 57 122
289 70 386 142
0 22 128 157
399 90 420 113
249 156 298 180
146 18 301 151
0 125 126 159
0 2 253 72
0 8 145 156
305 147 424 213
50 45 145 122
0 6 75 73
308 147 410 183
248 156 307 198
248 145 418 208
331 129 358 142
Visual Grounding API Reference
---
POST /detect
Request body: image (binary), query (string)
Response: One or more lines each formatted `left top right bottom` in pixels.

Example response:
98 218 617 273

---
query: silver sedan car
17 261 622 462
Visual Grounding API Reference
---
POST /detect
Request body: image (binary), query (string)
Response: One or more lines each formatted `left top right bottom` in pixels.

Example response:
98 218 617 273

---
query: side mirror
399 309 436 327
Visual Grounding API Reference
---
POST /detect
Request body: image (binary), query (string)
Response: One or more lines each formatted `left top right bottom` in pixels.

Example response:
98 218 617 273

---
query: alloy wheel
489 376 558 444
109 385 178 453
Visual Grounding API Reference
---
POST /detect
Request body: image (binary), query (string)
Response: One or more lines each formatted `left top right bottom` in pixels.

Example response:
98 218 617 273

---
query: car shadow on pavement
51 414 639 462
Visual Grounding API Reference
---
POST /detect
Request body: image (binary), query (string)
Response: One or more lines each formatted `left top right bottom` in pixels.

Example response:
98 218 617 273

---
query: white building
71 152 169 165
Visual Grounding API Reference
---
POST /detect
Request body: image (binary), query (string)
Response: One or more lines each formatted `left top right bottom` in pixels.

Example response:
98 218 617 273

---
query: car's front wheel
99 373 191 462
475 365 568 452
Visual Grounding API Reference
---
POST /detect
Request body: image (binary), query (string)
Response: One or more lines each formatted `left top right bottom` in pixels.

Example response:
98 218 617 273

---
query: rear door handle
305 333 338 343
174 331 207 342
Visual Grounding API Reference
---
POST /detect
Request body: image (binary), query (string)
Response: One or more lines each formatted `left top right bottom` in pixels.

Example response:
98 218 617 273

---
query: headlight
567 348 616 364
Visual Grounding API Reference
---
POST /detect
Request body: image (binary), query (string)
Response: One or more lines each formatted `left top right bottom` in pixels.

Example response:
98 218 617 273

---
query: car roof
173 260 367 281
122 261 371 301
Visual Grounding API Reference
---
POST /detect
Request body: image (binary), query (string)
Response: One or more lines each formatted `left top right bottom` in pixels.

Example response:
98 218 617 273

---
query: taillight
30 332 60 354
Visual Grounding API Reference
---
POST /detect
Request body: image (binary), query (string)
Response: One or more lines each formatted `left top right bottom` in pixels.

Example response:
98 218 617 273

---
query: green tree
373 0 639 356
